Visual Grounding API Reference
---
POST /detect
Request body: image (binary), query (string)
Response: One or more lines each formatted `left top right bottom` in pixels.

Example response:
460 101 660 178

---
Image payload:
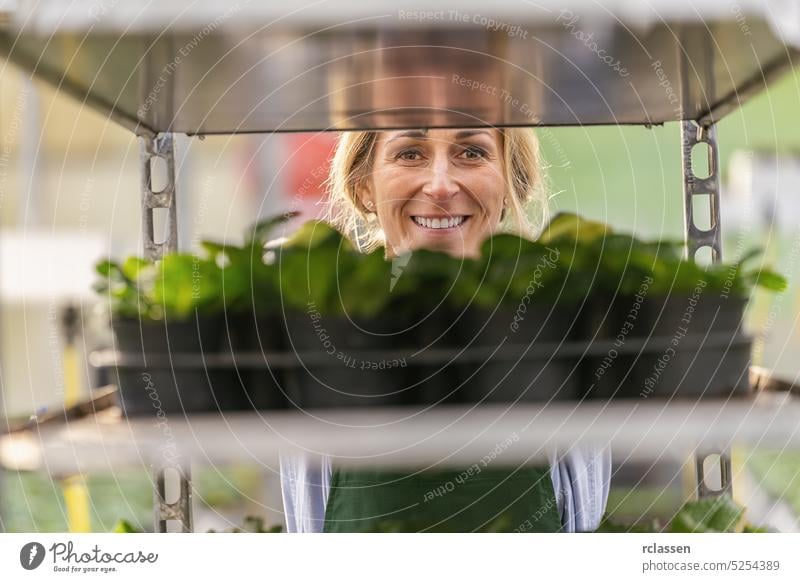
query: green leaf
200 240 229 261
112 519 143 533
669 495 744 533
594 515 661 533
750 269 788 293
245 212 299 246
282 220 346 250
538 212 610 244
95 259 119 278
339 250 392 318
735 247 764 268
149 253 224 319
121 256 154 282
277 245 341 313
204 516 283 533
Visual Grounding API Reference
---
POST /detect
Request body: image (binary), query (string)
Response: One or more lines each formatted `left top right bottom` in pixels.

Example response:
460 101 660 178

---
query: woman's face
361 128 506 258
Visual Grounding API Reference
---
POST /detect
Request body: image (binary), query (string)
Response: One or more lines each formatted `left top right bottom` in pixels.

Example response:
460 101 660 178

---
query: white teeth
413 216 466 229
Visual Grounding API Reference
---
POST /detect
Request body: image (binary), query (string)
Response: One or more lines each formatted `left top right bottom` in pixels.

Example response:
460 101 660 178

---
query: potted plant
537 213 786 399
250 212 787 410
435 230 584 404
200 214 296 410
619 248 784 400
277 221 417 408
381 248 469 404
275 218 588 407
94 251 236 415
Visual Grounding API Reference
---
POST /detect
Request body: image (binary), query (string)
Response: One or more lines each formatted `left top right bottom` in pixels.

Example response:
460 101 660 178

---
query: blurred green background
545 66 800 238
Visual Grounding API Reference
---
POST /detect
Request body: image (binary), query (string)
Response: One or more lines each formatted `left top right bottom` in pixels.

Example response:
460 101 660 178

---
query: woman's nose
421 158 459 200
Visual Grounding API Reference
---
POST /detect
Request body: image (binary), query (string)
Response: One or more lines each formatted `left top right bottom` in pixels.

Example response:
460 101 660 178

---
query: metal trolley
1 1 799 532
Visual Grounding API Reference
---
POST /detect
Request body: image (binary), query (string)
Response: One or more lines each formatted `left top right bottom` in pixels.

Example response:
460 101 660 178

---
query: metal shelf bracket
681 120 722 262
154 464 193 533
139 133 178 260
695 450 733 498
681 119 732 499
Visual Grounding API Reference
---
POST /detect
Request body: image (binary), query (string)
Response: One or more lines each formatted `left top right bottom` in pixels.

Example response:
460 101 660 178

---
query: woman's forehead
376 128 500 144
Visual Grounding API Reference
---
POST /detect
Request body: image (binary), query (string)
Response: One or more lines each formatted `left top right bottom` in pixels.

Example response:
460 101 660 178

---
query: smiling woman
326 127 548 257
280 127 611 533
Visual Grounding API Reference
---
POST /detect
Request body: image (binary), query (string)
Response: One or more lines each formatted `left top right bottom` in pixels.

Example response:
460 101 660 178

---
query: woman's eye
459 146 487 160
397 149 423 161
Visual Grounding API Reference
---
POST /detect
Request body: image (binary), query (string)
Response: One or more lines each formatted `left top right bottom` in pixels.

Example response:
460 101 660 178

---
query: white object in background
726 150 800 380
0 231 104 303
726 150 800 233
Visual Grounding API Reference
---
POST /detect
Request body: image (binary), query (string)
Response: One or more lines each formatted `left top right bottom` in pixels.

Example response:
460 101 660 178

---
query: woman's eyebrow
453 129 493 140
386 129 428 144
383 128 492 146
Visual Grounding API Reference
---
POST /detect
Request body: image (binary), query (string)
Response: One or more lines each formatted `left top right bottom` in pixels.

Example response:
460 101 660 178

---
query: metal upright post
139 132 193 530
680 119 733 498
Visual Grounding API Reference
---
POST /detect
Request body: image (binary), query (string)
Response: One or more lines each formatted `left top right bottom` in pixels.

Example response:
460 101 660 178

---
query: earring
364 200 375 211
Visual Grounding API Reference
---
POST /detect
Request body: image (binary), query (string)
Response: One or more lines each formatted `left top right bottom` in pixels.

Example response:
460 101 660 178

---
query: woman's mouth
411 215 470 231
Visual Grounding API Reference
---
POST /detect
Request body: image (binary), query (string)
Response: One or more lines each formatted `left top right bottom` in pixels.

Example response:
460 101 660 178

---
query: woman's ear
358 182 375 213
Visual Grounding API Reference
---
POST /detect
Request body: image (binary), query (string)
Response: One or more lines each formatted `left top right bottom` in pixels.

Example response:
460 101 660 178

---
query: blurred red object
284 133 338 199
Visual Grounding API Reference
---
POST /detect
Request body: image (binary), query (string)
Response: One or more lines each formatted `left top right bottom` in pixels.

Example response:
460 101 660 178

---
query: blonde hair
325 128 548 253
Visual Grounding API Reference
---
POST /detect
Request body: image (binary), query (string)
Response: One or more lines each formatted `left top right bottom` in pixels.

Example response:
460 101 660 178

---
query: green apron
323 465 562 532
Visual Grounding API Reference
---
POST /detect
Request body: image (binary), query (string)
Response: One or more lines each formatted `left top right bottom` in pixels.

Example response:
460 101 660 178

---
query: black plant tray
91 330 753 414
94 333 752 366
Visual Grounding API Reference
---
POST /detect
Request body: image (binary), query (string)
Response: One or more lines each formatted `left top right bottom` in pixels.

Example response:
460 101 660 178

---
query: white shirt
280 446 611 533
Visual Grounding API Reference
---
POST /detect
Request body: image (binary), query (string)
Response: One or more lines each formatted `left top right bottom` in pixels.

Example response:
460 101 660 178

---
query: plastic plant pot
580 293 644 400
584 291 751 399
112 315 222 353
111 315 239 416
411 307 468 406
626 292 751 399
226 312 288 410
457 303 581 403
282 311 418 408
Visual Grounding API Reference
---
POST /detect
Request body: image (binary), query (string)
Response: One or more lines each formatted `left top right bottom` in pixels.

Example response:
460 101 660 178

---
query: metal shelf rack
1 0 798 532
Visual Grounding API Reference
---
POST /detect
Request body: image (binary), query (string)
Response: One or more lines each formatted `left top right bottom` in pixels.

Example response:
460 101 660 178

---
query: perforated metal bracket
154 464 193 533
681 120 722 262
139 133 178 260
695 450 733 498
681 119 732 498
